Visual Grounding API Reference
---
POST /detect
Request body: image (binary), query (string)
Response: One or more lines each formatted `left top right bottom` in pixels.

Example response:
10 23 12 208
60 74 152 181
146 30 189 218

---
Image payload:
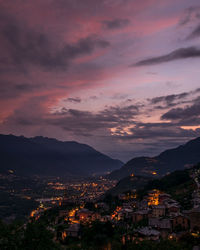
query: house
59 210 68 217
120 208 134 219
192 190 200 208
122 202 133 210
188 207 200 231
65 223 80 237
151 205 166 217
100 215 111 222
149 217 171 238
149 218 171 230
132 210 149 223
133 227 160 241
118 194 127 200
77 208 93 222
168 204 180 215
117 212 124 221
130 201 139 209
139 199 148 209
147 190 160 206
159 193 171 203
171 214 190 230
91 212 101 221
95 202 109 211
163 198 179 206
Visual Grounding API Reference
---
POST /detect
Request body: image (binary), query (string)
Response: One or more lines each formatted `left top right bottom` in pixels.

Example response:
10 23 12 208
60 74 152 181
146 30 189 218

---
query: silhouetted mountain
108 137 200 179
0 134 123 177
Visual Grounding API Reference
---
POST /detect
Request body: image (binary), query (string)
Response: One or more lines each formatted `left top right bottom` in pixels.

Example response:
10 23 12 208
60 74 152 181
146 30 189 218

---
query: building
168 204 180 216
159 193 171 203
62 223 81 240
133 227 160 241
149 217 171 238
147 190 160 206
133 210 149 223
77 208 93 222
59 210 68 217
100 215 111 222
139 199 148 209
151 205 166 217
171 214 190 230
188 207 200 231
95 202 109 211
149 217 171 230
91 212 101 221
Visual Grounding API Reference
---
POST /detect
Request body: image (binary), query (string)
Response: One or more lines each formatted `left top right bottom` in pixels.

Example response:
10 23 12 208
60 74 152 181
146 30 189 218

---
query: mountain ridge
0 134 123 177
108 137 200 179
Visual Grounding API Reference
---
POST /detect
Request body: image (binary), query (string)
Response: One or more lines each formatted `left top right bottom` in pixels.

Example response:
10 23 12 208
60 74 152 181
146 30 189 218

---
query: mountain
0 134 123 177
108 137 200 180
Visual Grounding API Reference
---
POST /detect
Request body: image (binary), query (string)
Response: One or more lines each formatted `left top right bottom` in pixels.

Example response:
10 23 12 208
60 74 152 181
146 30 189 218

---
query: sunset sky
1 0 200 161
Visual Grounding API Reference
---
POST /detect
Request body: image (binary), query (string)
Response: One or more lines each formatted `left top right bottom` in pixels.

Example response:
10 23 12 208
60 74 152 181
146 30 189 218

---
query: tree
22 221 60 250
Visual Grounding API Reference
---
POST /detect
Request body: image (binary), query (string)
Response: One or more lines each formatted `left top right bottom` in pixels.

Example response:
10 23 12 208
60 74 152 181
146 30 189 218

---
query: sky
0 0 200 162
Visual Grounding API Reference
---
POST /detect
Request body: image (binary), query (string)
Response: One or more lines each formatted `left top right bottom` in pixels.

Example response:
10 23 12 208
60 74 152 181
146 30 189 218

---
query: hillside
137 164 200 209
108 164 200 209
0 134 123 177
108 137 200 179
106 175 152 196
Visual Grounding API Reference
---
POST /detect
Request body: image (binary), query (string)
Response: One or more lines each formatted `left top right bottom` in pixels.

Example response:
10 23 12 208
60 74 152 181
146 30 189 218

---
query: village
29 167 200 247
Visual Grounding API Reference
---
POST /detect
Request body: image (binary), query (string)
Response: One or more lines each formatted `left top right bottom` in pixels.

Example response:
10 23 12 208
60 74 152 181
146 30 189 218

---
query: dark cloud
147 89 200 111
133 47 200 66
3 89 200 140
117 122 199 140
102 18 130 30
187 24 200 40
0 82 42 99
3 24 109 71
57 103 139 130
150 92 189 105
0 10 110 72
195 88 200 92
50 110 117 135
4 101 140 137
161 96 200 121
101 104 139 120
65 97 82 103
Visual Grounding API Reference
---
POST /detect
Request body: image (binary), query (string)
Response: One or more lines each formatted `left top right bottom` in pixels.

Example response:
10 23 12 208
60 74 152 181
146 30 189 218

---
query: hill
107 164 200 209
106 175 152 196
0 134 123 177
136 164 200 209
108 137 200 179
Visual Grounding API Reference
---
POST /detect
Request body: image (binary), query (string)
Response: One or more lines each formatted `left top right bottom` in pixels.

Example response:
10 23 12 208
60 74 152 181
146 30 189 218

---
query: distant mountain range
0 134 123 177
108 137 200 180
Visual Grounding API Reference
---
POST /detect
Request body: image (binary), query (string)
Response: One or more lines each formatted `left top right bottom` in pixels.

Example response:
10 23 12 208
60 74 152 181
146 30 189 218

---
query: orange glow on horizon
181 125 200 131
